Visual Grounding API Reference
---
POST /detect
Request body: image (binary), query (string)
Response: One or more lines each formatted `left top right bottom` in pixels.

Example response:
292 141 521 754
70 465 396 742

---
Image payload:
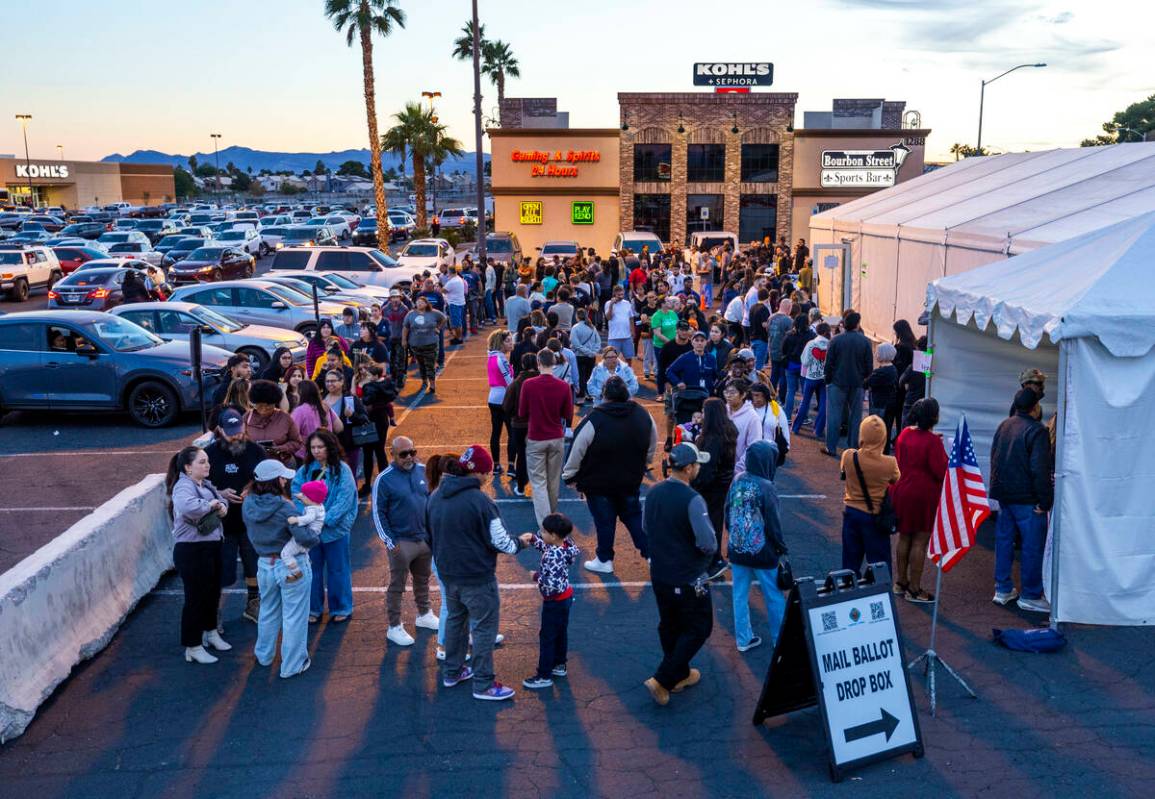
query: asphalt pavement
3 303 1155 798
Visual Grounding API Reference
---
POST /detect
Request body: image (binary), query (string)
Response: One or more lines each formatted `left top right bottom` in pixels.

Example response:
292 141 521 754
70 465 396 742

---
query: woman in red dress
890 398 948 602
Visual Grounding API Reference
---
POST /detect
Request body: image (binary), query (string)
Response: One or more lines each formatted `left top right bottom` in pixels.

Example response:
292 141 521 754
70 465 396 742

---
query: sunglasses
395 449 418 458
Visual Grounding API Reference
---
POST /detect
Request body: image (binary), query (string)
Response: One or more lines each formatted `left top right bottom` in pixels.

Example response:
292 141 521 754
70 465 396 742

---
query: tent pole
1048 342 1069 631
925 308 936 400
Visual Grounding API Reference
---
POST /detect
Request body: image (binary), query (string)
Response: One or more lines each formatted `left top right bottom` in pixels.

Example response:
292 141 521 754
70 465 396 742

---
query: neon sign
511 149 600 178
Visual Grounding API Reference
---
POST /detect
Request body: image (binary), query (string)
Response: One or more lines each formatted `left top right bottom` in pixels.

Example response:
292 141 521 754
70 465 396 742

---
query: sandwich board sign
753 564 924 781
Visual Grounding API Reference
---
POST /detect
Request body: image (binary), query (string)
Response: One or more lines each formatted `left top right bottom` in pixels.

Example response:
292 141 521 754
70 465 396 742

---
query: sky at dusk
1 0 1150 164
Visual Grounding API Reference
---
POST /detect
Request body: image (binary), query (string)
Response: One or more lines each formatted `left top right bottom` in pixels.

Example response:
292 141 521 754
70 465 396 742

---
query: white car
259 215 293 228
97 230 151 249
439 208 469 228
305 216 351 241
265 269 394 304
0 245 63 301
538 240 583 263
613 231 664 258
398 238 454 272
216 227 266 257
233 211 261 227
268 246 421 291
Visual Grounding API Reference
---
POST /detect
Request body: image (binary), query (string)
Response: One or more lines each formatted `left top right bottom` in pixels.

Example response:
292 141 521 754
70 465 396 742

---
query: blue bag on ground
992 627 1067 653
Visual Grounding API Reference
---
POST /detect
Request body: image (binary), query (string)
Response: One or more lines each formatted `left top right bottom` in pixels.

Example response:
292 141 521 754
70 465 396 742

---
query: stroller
662 386 710 477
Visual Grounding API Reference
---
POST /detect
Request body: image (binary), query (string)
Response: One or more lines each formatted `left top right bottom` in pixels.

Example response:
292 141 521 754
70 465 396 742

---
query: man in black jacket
642 442 718 706
563 376 657 574
990 388 1054 613
822 310 873 456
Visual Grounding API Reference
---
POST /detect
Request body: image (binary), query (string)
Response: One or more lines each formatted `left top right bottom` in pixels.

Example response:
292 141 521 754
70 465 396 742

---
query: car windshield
698 237 731 251
157 235 187 247
187 248 225 260
58 269 120 286
541 243 577 255
83 316 163 352
175 238 206 250
263 227 286 236
360 219 377 229
369 250 399 268
99 233 130 242
324 273 361 289
272 278 318 295
191 306 245 333
403 243 438 256
263 284 308 305
624 237 660 252
486 238 513 253
218 231 243 240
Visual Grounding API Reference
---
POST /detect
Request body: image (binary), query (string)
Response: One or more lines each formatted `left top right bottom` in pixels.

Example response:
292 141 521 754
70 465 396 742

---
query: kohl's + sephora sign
16 163 71 180
693 62 773 87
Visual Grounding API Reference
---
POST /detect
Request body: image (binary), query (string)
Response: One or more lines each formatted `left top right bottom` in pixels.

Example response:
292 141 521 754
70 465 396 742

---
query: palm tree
481 40 520 121
949 142 965 161
452 20 486 61
324 0 406 223
382 102 464 229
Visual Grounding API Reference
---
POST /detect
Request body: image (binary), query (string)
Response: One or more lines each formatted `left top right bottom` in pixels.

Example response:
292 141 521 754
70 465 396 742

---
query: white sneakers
387 625 416 646
185 645 218 664
992 589 1020 606
1017 596 1052 613
415 611 440 631
203 630 232 651
584 558 614 574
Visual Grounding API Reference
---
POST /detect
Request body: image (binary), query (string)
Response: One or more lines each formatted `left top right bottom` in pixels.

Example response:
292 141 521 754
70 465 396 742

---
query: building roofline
487 128 620 137
794 128 931 138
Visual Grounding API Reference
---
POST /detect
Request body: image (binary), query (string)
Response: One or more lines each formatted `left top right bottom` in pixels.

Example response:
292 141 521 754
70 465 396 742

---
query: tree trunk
360 19 388 224
414 156 427 230
497 71 505 124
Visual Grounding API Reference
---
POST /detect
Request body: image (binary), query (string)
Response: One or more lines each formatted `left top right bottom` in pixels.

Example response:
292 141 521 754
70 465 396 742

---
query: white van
612 230 663 257
684 231 740 262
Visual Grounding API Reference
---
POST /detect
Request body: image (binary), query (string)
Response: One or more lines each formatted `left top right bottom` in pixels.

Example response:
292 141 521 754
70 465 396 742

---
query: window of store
687 144 726 183
739 194 777 244
686 194 724 237
634 194 671 243
740 144 779 183
813 202 841 214
634 144 672 182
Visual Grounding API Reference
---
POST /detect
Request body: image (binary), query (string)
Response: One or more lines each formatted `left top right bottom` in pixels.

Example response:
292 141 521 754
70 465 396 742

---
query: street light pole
1116 126 1149 143
210 133 222 195
977 63 1046 152
15 115 33 207
471 0 488 266
422 91 442 217
56 144 63 161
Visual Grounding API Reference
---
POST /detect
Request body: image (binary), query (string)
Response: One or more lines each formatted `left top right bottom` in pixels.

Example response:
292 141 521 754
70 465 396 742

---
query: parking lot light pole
15 115 33 206
56 144 63 161
210 133 223 195
977 63 1046 152
471 0 487 266
1117 126 1149 142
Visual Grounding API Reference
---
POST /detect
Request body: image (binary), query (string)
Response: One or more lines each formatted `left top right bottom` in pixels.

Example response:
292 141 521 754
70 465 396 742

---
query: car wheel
243 263 254 278
239 347 269 373
47 270 62 290
127 380 178 428
7 278 29 302
212 268 223 282
297 323 318 337
259 243 269 257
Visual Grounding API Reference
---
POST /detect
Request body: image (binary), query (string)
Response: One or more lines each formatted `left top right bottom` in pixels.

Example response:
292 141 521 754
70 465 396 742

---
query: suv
269 246 415 289
538 240 582 263
439 208 469 228
0 311 231 427
0 245 64 301
482 232 522 267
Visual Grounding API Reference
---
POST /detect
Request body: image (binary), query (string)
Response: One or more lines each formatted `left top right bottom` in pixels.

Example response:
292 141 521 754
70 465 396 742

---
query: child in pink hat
285 480 327 582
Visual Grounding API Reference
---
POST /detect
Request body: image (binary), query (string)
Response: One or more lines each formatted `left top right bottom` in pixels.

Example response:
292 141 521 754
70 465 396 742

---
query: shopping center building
0 157 175 209
489 92 929 256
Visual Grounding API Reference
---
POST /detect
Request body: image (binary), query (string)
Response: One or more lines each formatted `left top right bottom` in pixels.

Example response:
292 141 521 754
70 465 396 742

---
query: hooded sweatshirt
840 415 900 514
244 408 303 462
725 440 785 569
242 493 319 556
728 400 765 476
427 474 524 584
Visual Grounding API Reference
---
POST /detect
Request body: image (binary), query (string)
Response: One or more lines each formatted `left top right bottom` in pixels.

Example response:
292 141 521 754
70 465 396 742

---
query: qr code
870 601 885 621
821 611 837 632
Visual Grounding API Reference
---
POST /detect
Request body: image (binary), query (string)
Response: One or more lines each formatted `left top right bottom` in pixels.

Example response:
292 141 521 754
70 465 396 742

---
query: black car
168 246 254 284
351 217 379 246
155 234 195 256
162 237 209 266
134 219 177 244
59 222 107 240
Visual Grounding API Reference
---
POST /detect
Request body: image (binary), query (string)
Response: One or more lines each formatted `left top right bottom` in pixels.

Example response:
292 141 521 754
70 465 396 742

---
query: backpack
726 479 767 556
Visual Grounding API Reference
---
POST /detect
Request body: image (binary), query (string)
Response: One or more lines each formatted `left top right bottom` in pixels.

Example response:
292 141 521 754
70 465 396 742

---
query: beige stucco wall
493 195 620 258
1 159 173 208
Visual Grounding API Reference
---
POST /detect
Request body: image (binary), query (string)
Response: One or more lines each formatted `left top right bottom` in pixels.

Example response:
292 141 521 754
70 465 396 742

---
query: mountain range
101 145 489 175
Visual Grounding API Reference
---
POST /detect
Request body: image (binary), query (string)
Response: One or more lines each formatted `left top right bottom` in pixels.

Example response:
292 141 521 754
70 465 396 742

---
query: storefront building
0 158 175 209
488 127 621 257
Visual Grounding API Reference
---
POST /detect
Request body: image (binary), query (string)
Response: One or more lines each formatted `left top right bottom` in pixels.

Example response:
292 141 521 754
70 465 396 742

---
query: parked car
104 202 134 217
481 232 523 268
0 245 63 301
398 238 454 272
260 226 291 251
167 280 349 336
216 227 266 257
133 219 178 244
684 231 740 261
162 238 209 267
538 240 583 263
439 208 470 228
259 215 293 228
47 266 149 311
111 301 308 373
351 216 380 246
280 225 337 248
269 246 418 290
305 216 351 241
155 234 195 256
104 241 165 267
613 230 664 258
26 216 67 233
59 221 107 240
97 230 151 249
112 218 140 230
265 270 394 304
7 230 54 244
0 310 231 427
387 211 416 241
177 226 215 240
168 246 255 284
261 275 374 311
53 245 109 274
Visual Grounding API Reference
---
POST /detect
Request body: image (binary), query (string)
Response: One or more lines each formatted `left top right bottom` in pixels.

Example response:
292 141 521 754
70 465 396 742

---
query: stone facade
618 92 798 246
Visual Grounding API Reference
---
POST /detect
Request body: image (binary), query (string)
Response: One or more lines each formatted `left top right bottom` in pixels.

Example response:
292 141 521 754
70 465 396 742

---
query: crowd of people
166 236 1057 703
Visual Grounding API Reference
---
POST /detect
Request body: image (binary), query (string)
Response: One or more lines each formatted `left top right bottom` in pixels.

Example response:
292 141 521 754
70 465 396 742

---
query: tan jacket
840 415 900 514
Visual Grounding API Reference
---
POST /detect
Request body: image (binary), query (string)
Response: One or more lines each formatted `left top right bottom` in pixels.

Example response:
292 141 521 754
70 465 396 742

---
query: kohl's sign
15 163 70 180
693 62 773 87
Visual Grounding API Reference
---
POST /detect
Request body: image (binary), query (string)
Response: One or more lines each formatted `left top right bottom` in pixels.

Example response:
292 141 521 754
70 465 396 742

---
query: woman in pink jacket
486 330 516 475
723 378 764 476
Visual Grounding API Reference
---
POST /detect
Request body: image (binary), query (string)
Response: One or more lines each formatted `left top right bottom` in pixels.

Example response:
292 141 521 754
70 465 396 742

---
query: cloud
1043 11 1074 24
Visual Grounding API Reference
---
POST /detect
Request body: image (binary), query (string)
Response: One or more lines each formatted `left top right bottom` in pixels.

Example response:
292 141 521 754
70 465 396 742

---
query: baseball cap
691 330 707 340
218 409 245 436
389 288 402 298
254 459 296 482
675 320 692 332
1019 367 1046 386
737 347 756 361
668 442 711 469
300 480 329 504
458 444 494 475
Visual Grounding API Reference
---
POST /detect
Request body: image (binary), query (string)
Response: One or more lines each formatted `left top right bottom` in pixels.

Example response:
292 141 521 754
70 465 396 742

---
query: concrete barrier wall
0 474 171 743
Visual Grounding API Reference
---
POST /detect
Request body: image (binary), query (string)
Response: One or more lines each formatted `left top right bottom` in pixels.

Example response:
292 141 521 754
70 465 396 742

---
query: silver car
266 270 394 304
167 279 349 336
263 272 386 306
0 310 231 427
110 301 308 372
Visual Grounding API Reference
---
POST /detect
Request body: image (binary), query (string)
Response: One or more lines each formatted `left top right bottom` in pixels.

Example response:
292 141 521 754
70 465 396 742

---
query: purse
852 451 897 535
192 483 223 536
776 554 794 590
351 421 380 446
770 400 790 466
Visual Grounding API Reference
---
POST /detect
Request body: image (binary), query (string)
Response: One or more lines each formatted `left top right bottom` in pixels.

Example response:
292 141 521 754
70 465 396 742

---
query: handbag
852 451 897 535
776 554 794 590
770 400 790 466
192 483 223 536
351 420 380 446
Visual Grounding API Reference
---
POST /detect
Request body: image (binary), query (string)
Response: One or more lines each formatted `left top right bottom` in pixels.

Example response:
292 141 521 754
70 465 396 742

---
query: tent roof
811 142 1155 254
927 211 1155 356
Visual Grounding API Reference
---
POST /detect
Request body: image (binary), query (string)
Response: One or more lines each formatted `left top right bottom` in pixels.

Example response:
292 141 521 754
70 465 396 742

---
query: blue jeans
536 596 573 678
586 492 647 563
432 560 477 647
731 564 786 649
308 535 353 617
995 504 1048 599
793 378 826 436
825 384 864 453
255 555 312 678
783 364 802 421
751 339 768 371
770 360 787 400
640 338 657 376
841 506 892 578
484 290 496 321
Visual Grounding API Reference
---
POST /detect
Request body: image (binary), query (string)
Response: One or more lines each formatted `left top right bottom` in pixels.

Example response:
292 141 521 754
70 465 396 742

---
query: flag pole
907 565 977 716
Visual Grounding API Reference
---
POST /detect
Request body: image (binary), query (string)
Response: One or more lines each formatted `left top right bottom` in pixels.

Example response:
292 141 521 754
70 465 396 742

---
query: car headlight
199 266 214 272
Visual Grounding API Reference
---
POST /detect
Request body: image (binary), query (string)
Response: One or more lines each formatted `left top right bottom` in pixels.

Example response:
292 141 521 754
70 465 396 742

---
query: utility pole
15 115 33 207
471 0 488 264
977 63 1046 152
210 133 223 195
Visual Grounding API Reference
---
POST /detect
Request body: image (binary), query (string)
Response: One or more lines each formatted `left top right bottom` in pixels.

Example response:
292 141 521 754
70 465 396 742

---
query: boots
203 630 232 651
185 645 219 664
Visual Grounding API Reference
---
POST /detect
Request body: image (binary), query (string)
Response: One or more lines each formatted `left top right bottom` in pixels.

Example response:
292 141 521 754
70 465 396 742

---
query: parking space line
153 580 738 596
0 450 173 458
0 506 97 512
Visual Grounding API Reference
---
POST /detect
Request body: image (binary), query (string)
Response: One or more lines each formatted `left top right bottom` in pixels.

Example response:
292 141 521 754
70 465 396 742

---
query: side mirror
76 342 99 357
324 286 340 293
201 325 216 335
270 301 287 310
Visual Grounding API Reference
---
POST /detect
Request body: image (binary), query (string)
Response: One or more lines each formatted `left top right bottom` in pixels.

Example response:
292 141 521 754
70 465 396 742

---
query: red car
53 245 109 274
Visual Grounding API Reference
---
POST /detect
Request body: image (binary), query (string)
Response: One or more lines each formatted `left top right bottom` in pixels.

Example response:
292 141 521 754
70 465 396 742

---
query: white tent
925 211 1155 626
809 142 1155 340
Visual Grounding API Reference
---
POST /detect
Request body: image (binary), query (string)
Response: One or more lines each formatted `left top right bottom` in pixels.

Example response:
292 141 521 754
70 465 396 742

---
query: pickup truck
0 245 64 301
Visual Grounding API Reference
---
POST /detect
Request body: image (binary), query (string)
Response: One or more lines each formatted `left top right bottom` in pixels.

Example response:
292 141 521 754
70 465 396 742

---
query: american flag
928 414 990 572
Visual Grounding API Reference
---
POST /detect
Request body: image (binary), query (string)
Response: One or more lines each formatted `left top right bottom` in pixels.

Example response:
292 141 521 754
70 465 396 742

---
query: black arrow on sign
843 708 900 743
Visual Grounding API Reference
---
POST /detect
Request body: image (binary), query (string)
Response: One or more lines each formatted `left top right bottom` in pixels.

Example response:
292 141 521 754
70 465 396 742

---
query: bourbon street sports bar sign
511 149 601 178
819 142 910 189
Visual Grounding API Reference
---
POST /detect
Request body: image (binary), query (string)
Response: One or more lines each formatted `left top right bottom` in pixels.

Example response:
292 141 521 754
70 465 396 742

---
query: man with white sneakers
372 435 440 646
562 376 657 575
